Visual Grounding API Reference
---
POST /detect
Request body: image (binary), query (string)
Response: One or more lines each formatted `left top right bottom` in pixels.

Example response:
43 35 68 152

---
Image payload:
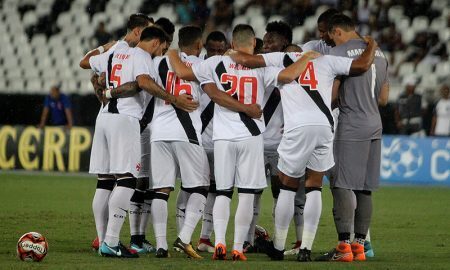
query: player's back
330 39 388 141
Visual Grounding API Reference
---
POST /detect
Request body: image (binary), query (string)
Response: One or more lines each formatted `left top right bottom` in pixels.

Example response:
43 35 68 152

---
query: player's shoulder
182 53 203 65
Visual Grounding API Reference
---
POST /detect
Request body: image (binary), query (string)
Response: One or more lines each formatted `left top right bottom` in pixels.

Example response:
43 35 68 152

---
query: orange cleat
213 243 227 260
231 250 247 261
92 237 99 251
351 242 366 261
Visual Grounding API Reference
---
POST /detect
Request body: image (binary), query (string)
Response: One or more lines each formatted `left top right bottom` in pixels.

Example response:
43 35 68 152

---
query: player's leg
150 141 177 258
172 142 209 259
284 179 305 256
175 186 190 235
212 140 236 260
140 189 154 251
244 189 262 253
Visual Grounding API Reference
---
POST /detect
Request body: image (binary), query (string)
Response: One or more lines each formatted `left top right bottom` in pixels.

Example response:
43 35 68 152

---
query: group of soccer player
79 7 389 262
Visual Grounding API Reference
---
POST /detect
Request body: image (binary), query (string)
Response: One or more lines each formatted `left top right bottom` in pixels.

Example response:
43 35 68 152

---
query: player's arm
64 108 73 129
277 51 322 83
90 73 108 105
38 107 49 129
378 81 390 106
105 82 140 98
227 50 267 68
136 74 198 112
79 41 117 69
348 37 378 75
202 83 262 119
331 78 341 109
167 49 196 81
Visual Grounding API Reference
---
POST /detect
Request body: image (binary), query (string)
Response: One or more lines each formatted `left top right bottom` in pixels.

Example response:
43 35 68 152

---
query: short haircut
206 31 227 44
140 26 168 43
317 8 340 24
155 17 175 37
265 21 293 44
232 24 255 47
178 25 203 48
127 13 153 31
328 14 355 32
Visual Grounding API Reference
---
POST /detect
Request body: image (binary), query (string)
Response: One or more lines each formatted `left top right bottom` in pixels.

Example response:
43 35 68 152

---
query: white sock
294 204 304 243
273 189 296 251
200 192 216 240
366 229 371 242
272 198 278 219
176 189 189 235
234 193 254 252
104 180 136 247
300 190 322 251
129 189 145 237
152 196 168 250
213 195 231 246
247 193 261 245
179 193 207 244
139 197 152 238
92 181 114 244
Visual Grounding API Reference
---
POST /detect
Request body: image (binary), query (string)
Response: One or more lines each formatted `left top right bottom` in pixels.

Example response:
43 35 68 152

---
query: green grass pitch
0 171 449 269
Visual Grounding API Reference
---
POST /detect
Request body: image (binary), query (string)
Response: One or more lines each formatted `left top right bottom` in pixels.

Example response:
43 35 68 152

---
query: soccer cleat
284 240 302 256
315 243 353 262
155 248 170 258
255 238 284 261
212 243 227 260
173 237 203 259
142 239 156 253
197 238 215 253
130 240 156 254
297 248 312 262
364 241 375 258
243 241 256 253
92 237 100 251
231 250 247 261
351 242 366 261
99 242 139 258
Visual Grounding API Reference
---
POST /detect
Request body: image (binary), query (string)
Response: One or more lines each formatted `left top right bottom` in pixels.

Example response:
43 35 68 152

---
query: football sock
234 193 254 252
354 191 373 237
200 192 216 240
354 234 366 246
274 189 296 251
152 192 169 250
213 195 231 246
175 189 190 234
294 186 306 243
129 188 145 244
300 188 322 251
331 188 355 237
139 190 153 239
366 229 371 242
92 177 115 244
247 193 261 245
104 177 136 247
179 192 207 244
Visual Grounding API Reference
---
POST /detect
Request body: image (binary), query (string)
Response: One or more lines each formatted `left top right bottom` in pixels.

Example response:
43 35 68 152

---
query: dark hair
205 31 227 44
255 38 263 54
328 14 355 32
127 13 153 31
140 26 168 43
317 8 340 24
178 25 203 48
265 21 293 44
155 17 175 38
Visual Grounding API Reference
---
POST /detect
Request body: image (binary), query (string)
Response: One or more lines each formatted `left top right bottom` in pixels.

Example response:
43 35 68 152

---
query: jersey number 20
220 74 257 104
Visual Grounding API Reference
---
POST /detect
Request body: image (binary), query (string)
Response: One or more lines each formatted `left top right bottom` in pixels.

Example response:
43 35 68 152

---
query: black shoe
315 248 337 261
243 241 256 253
255 238 284 261
100 242 139 258
155 248 170 258
297 248 312 262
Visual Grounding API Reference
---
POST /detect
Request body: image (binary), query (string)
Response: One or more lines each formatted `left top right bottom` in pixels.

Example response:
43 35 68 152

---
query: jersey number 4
220 74 257 104
164 71 193 104
298 62 318 90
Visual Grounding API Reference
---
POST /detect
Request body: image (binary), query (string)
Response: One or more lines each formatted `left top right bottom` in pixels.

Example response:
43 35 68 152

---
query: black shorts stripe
263 87 281 126
107 53 119 114
200 101 214 134
214 62 261 136
283 53 334 132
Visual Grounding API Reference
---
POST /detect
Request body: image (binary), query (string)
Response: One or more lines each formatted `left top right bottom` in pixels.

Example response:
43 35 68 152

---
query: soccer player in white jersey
228 34 377 261
83 26 197 258
79 13 153 253
167 24 317 261
148 25 210 259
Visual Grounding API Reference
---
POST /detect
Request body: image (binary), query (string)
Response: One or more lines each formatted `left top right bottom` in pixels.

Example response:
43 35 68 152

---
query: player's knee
136 177 149 190
116 176 137 189
181 186 209 198
216 189 233 199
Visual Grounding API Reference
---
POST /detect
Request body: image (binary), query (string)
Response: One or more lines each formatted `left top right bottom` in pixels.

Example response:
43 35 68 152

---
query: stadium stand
0 0 449 133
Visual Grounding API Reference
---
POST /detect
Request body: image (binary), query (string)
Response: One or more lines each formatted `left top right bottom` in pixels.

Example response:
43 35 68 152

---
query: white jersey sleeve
322 55 353 77
261 66 282 89
133 48 156 80
89 52 110 74
262 52 285 68
191 55 218 85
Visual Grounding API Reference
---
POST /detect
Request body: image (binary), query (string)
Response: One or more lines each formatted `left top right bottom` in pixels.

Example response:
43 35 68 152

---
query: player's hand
174 94 199 112
363 36 378 48
245 104 262 119
98 72 106 86
303 50 321 60
102 40 117 51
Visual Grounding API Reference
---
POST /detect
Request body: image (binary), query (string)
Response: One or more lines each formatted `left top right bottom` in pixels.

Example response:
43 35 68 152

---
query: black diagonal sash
263 87 281 126
200 101 214 134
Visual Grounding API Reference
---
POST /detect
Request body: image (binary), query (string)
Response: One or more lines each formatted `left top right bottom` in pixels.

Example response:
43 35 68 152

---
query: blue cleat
364 241 375 258
99 242 139 258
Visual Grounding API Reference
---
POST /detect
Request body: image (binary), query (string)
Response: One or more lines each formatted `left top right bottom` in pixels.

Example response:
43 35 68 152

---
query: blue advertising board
381 135 450 185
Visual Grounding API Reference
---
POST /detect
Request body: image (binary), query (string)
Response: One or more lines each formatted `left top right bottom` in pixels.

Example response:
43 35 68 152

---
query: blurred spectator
93 22 112 47
207 0 234 34
379 23 405 52
176 0 210 27
430 85 450 136
395 77 426 135
39 85 73 129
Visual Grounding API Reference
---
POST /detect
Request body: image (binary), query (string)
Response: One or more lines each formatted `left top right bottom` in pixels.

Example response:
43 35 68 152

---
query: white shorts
138 125 151 179
151 141 209 189
277 126 334 178
214 135 266 190
89 113 141 177
264 149 279 177
205 148 215 183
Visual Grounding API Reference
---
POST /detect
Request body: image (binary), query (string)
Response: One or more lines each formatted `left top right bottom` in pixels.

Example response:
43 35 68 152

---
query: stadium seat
22 11 38 28
388 85 403 102
25 78 43 93
304 16 317 32
268 15 284 23
398 62 415 77
387 5 404 23
415 61 433 77
292 26 306 44
9 80 25 92
31 35 48 48
23 66 40 79
430 17 446 32
62 79 78 94
401 28 416 44
420 74 438 89
245 5 263 18
439 29 450 43
411 16 429 32
435 61 450 78
57 12 73 29
233 15 249 28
